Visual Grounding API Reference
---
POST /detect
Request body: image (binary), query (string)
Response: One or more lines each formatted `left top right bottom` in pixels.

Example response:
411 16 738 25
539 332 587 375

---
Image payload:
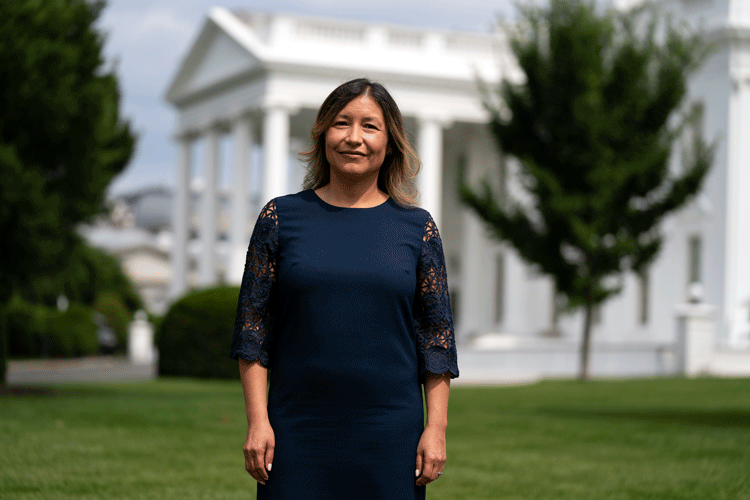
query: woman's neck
315 175 388 208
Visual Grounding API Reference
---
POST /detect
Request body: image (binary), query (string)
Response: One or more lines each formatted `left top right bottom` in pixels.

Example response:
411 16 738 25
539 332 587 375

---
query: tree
0 0 136 384
458 0 715 380
15 242 143 312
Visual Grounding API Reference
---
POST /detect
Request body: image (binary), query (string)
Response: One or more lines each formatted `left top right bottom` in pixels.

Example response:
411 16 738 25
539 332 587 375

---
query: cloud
99 6 198 100
134 7 194 39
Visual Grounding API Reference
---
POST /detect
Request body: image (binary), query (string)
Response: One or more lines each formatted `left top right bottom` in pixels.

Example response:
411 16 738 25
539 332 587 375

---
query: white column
417 117 444 228
198 125 221 287
458 131 488 344
459 210 485 343
228 116 254 285
169 134 192 300
262 106 290 202
727 77 750 347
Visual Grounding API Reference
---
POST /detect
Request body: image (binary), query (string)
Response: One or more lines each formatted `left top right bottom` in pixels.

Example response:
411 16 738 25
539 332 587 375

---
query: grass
1 377 749 499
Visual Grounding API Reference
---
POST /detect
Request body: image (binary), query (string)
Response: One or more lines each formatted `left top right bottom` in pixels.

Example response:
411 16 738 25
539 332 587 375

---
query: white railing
294 21 365 43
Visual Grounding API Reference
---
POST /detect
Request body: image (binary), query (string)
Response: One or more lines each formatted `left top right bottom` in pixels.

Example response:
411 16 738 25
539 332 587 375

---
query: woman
230 78 459 500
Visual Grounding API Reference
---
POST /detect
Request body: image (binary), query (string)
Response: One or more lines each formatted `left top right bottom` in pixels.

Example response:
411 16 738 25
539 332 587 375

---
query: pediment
165 19 260 104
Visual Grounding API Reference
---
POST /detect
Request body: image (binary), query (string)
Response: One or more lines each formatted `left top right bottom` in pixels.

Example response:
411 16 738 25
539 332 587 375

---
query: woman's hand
415 424 446 486
244 420 275 485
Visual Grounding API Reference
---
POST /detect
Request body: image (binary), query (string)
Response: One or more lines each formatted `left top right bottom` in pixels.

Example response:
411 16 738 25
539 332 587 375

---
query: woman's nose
346 125 362 144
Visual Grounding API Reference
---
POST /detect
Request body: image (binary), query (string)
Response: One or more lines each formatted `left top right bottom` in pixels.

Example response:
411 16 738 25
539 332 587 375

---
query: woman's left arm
415 372 450 486
413 214 458 486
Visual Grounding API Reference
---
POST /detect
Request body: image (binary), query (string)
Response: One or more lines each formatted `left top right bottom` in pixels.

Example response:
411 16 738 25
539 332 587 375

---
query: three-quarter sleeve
230 199 279 367
414 214 459 381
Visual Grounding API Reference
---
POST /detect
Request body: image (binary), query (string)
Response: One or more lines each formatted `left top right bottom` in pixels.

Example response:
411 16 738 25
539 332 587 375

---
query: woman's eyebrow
335 113 383 124
361 116 384 124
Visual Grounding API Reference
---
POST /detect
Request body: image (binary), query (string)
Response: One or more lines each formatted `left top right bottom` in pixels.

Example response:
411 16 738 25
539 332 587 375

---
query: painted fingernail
267 463 272 471
415 469 420 477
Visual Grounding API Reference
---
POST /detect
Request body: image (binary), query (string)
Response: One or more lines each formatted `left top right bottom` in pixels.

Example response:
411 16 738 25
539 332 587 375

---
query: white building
80 187 174 315
164 4 750 378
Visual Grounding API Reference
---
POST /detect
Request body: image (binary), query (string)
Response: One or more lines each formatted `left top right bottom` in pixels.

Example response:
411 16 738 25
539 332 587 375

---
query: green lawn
1 378 749 499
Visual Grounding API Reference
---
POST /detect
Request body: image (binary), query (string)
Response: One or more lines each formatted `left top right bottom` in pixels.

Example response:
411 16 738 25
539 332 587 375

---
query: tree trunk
579 301 594 381
0 290 11 387
0 307 7 387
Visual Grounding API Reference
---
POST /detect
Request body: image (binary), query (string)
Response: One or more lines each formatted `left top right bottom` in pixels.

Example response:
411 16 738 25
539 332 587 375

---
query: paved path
6 355 535 386
6 356 156 385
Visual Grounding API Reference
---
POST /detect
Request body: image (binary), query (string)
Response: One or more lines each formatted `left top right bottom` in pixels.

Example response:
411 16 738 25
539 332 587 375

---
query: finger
246 444 265 484
435 460 446 481
265 440 275 475
244 446 264 484
421 455 442 486
416 456 433 486
254 445 268 483
415 450 423 483
244 448 253 475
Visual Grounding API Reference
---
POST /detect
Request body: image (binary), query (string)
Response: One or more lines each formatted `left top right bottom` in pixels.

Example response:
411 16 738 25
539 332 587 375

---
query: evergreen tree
0 0 136 384
459 0 715 380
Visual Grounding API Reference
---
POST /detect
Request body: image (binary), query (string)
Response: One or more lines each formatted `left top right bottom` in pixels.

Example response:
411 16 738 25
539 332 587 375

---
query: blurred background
3 0 750 384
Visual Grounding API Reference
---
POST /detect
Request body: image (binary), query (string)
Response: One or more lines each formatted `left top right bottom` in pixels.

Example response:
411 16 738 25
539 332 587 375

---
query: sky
98 0 519 197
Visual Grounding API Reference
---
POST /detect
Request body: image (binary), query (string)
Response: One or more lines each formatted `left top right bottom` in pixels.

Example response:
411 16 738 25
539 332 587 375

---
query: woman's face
324 94 388 182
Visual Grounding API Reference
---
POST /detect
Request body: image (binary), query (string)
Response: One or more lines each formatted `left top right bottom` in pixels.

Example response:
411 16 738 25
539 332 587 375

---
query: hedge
93 290 131 351
5 295 98 358
157 285 241 379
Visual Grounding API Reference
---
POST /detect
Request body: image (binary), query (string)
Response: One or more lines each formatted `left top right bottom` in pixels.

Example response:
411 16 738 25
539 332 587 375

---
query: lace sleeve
414 214 459 381
230 200 279 367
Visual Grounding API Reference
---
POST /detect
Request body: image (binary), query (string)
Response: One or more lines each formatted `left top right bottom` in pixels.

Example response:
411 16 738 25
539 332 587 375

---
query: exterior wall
165 4 750 376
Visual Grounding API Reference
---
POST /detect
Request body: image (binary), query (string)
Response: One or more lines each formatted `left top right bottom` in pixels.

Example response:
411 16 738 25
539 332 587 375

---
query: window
688 235 702 284
684 101 705 168
638 271 649 325
549 290 561 336
495 254 505 324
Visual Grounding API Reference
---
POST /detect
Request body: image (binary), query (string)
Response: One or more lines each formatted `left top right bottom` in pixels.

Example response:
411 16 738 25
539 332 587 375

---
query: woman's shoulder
259 190 315 213
388 201 433 227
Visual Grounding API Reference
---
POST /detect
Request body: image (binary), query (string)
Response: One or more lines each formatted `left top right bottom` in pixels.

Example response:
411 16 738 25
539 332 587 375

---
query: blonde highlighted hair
300 78 421 207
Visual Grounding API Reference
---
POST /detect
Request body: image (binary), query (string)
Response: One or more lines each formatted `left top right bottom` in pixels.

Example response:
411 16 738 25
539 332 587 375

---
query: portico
165 7 520 343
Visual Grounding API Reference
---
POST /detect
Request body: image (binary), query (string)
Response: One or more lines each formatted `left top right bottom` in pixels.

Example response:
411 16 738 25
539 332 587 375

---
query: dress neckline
309 189 392 210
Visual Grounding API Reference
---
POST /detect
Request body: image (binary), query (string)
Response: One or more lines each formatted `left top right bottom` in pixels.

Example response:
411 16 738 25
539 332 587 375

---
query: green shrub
5 296 98 358
147 311 164 347
93 290 131 350
5 296 47 357
16 243 143 311
158 286 240 379
0 312 6 385
49 303 98 357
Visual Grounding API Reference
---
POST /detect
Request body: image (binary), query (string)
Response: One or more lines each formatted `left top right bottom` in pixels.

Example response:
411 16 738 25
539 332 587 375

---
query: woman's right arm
231 199 280 485
240 358 274 485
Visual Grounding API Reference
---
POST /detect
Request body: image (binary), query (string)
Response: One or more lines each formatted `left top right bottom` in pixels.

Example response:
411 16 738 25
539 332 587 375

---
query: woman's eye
334 120 347 126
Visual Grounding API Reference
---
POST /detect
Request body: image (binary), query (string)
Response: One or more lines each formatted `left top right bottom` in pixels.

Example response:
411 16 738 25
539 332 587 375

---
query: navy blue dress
231 189 459 500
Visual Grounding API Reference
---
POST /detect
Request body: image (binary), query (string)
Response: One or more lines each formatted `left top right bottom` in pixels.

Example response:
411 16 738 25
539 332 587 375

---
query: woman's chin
334 165 381 180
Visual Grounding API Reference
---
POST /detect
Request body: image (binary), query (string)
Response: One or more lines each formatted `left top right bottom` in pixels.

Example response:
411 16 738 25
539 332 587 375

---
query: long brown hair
300 78 421 207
